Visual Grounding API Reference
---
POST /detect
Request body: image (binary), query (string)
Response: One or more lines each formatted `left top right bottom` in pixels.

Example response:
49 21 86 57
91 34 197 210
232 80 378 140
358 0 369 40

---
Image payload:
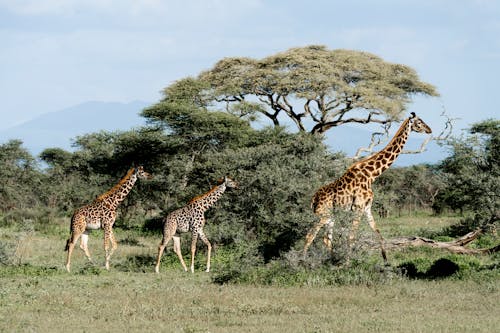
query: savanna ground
1 213 499 333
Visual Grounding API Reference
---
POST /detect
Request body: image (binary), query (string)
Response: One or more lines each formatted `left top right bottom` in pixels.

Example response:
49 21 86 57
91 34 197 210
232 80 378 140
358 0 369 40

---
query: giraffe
303 113 432 263
155 176 238 274
64 166 151 272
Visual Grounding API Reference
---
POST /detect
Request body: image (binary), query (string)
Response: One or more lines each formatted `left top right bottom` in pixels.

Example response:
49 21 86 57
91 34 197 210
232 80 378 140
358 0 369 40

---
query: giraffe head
409 112 432 134
134 166 152 180
222 176 239 189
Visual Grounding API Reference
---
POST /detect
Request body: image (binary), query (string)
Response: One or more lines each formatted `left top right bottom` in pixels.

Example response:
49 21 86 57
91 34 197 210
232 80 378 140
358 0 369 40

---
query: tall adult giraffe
303 113 432 263
64 166 151 272
155 176 238 273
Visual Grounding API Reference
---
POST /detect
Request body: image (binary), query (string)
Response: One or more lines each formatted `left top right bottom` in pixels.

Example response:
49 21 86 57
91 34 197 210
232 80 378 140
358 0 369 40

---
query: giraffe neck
95 168 138 209
356 118 412 180
189 183 227 212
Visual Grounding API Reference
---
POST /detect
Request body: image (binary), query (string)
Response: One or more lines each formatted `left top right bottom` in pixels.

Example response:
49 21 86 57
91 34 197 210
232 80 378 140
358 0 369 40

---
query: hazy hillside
0 100 445 165
0 101 150 155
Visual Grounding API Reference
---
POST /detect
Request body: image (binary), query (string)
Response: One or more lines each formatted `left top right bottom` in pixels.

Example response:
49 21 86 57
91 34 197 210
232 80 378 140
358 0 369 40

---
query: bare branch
363 228 500 255
401 104 457 154
353 122 392 159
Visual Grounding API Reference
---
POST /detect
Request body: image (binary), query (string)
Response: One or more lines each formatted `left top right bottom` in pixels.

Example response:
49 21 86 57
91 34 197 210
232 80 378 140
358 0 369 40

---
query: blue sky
0 0 498 136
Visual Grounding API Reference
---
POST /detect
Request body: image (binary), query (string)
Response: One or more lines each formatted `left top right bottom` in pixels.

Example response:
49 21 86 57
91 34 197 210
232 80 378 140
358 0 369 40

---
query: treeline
1 97 498 261
1 43 498 262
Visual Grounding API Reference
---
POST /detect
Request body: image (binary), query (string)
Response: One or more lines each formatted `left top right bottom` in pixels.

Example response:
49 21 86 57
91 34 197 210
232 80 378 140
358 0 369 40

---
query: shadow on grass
398 258 460 279
115 254 157 273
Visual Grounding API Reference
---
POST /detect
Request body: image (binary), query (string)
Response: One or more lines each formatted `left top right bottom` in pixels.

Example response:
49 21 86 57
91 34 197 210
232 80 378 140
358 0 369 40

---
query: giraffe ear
410 112 416 119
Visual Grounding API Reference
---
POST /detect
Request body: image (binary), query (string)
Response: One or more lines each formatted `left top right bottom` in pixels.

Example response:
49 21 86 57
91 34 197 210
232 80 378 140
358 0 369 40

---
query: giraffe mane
95 167 135 202
188 181 223 204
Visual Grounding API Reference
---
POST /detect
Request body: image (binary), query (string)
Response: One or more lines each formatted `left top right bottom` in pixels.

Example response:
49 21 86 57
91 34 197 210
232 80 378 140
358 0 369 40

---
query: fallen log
365 229 499 255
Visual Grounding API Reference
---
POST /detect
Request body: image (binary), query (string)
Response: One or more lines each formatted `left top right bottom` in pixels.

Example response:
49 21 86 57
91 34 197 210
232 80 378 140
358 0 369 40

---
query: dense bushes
434 119 499 231
1 98 498 279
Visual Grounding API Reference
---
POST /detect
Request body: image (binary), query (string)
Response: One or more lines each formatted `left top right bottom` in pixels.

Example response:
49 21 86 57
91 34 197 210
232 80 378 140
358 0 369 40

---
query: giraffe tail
64 238 70 251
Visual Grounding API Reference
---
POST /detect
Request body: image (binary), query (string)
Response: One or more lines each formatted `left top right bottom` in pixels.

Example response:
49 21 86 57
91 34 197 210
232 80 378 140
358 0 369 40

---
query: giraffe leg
103 223 116 270
190 232 198 273
172 236 188 272
322 219 335 250
65 213 86 272
198 231 212 273
348 216 361 246
344 211 362 264
303 216 331 255
155 225 176 273
365 205 388 265
109 230 118 255
65 229 83 273
79 231 93 262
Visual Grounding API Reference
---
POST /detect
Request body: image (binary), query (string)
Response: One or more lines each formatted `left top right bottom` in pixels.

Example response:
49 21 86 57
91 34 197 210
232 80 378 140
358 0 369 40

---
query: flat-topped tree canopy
193 45 439 134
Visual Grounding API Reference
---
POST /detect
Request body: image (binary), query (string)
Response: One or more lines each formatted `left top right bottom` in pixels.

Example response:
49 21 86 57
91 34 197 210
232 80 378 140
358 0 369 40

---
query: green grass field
1 214 499 333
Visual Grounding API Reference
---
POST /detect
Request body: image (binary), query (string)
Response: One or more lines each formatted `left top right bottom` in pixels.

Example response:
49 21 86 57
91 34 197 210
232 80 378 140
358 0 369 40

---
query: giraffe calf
64 166 151 272
155 176 238 273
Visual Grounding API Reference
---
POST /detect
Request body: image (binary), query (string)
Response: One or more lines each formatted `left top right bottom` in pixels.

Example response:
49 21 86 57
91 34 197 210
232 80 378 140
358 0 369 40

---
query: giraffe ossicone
64 166 151 272
303 113 432 264
155 176 238 274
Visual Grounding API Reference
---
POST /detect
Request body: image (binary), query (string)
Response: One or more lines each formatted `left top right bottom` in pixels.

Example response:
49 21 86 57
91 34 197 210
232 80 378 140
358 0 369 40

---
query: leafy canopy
192 45 438 133
437 119 500 224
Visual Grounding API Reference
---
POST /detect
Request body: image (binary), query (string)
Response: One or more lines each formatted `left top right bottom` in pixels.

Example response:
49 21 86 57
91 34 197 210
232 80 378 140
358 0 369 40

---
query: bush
193 130 343 261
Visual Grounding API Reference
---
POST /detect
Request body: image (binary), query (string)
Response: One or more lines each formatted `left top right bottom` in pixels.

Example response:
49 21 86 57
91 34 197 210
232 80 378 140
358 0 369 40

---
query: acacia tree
193 45 439 134
0 140 42 212
437 119 500 225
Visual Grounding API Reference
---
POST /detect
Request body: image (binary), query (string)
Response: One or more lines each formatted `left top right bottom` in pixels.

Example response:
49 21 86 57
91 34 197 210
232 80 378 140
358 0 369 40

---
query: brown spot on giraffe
155 176 238 274
303 113 431 264
64 166 151 272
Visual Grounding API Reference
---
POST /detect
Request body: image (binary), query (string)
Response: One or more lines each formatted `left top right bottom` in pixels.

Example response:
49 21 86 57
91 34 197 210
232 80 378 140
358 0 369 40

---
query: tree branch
311 112 389 134
352 105 457 158
353 122 392 159
364 229 499 255
401 105 456 154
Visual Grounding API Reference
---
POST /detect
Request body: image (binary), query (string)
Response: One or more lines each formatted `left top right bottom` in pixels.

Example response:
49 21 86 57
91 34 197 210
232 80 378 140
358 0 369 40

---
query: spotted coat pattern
64 166 151 272
303 114 432 263
155 177 238 273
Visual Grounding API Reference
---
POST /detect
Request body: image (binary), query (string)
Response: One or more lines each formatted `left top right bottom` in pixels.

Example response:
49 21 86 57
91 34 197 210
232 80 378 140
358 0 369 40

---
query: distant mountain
0 100 446 165
0 101 150 155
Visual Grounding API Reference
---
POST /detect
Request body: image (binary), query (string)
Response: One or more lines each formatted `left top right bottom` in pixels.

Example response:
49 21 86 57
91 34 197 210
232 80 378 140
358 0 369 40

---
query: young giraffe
155 176 238 273
303 113 432 263
65 166 151 272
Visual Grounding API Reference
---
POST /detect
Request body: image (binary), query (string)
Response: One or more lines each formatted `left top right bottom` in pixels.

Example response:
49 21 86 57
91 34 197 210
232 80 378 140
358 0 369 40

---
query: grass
0 213 499 332
0 270 498 332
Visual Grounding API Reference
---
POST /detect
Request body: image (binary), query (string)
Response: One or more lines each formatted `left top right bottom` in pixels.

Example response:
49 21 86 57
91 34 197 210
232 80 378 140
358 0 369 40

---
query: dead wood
364 228 499 255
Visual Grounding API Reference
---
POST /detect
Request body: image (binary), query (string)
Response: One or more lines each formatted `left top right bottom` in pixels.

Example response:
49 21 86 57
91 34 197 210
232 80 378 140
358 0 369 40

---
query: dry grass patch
0 272 498 333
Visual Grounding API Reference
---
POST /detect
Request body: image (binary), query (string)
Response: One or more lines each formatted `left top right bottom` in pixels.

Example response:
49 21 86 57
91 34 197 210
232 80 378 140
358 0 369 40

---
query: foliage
435 119 500 229
193 45 438 134
373 164 447 217
195 129 343 260
0 140 43 213
1 60 497 288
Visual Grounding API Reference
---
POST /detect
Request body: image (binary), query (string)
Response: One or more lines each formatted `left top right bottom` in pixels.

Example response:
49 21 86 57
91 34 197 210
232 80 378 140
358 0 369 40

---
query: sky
0 0 499 137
